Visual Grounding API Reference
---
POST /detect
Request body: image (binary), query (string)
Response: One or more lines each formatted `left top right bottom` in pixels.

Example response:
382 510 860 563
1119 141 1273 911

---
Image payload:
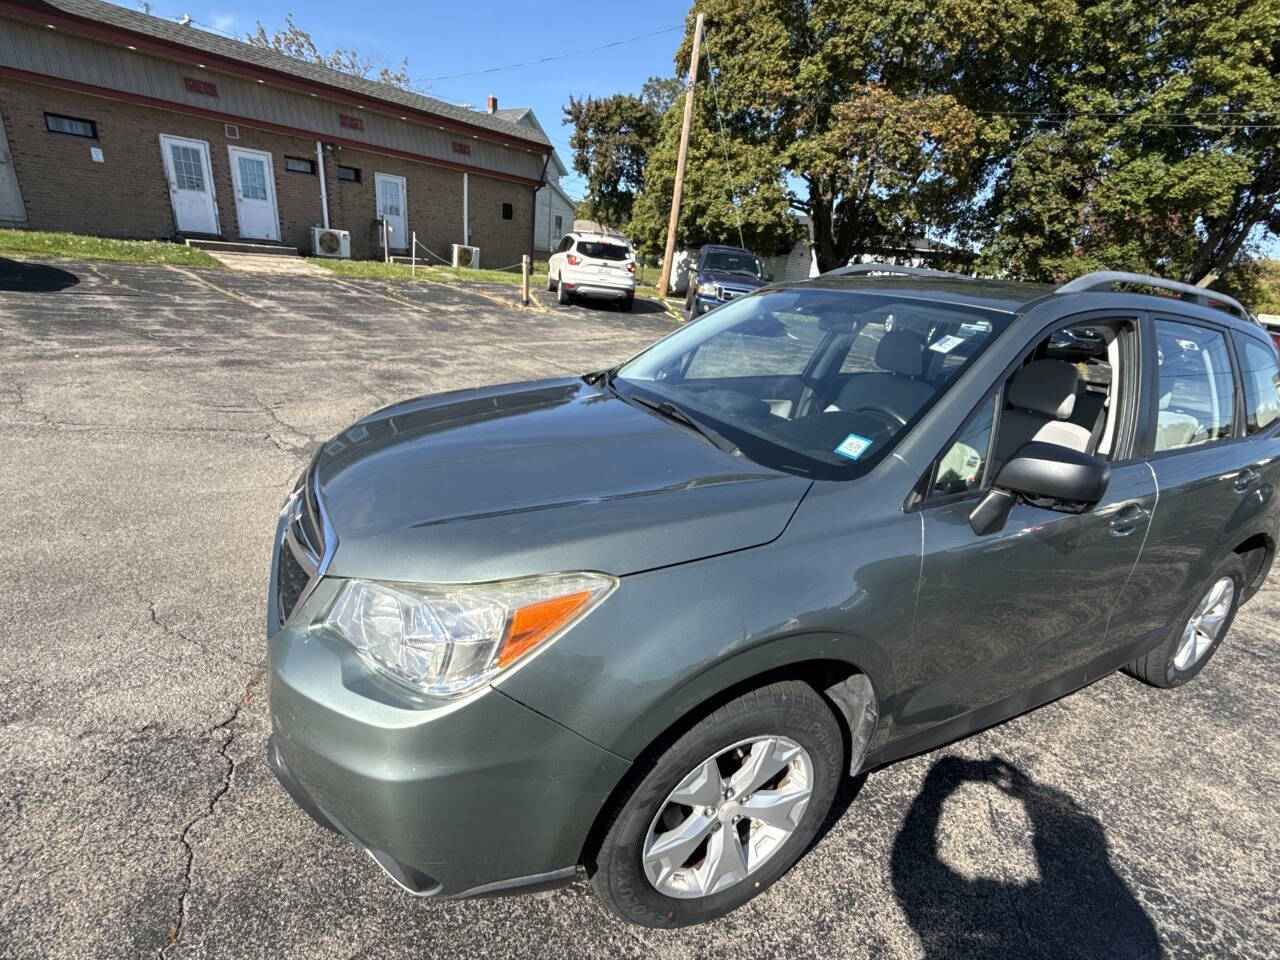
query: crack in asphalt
142 595 261 671
252 393 322 461
161 666 265 958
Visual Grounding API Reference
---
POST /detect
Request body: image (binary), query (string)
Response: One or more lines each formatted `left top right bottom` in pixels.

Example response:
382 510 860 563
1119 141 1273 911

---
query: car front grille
276 541 311 622
274 465 333 627
718 285 754 301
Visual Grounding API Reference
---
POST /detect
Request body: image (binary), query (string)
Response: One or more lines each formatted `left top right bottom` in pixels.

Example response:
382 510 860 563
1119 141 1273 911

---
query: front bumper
267 595 631 898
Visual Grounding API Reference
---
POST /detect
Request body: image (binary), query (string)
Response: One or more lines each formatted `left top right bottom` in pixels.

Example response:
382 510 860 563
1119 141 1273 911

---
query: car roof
571 232 631 245
782 274 1266 335
702 244 755 255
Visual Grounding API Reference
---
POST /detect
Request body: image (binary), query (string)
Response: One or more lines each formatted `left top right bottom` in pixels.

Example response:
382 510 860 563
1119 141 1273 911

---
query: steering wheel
848 405 907 433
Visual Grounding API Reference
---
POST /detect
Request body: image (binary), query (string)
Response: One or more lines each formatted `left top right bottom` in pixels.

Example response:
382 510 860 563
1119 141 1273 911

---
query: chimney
486 95 497 114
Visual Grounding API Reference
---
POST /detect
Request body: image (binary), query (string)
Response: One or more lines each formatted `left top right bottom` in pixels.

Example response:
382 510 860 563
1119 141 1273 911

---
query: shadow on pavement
0 257 80 293
567 296 672 317
890 755 1161 959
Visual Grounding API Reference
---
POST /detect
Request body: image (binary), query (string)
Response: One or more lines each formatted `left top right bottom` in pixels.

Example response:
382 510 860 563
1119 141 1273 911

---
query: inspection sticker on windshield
834 433 873 461
929 334 966 354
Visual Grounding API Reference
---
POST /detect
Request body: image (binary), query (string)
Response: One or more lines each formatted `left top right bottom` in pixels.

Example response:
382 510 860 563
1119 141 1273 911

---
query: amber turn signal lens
497 590 595 667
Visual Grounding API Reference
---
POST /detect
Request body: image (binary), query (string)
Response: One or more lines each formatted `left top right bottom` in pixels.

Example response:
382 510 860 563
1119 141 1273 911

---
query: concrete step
185 239 301 257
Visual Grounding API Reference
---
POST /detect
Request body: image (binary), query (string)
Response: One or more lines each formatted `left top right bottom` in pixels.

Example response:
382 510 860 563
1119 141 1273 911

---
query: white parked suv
547 232 636 311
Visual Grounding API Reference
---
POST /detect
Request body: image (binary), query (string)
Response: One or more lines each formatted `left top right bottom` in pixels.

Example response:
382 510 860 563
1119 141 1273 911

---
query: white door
228 146 280 242
159 135 218 235
374 173 407 252
0 112 27 224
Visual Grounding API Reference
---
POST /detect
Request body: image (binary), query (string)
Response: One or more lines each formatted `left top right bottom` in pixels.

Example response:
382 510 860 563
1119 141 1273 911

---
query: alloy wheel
641 736 813 899
1173 576 1235 671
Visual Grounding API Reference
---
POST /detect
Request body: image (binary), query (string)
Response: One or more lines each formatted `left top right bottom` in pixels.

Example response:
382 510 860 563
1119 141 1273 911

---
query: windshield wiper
625 392 739 454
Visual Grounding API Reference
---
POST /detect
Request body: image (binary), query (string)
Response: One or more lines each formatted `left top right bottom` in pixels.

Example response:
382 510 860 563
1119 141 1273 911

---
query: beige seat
831 330 936 422
995 359 1093 459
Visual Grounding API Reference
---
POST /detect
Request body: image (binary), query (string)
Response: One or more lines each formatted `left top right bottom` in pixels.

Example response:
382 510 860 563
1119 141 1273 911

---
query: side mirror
969 442 1112 536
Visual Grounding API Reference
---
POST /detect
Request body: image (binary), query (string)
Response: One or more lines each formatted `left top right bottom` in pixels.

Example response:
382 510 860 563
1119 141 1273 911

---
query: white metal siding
533 184 575 252
0 18 546 183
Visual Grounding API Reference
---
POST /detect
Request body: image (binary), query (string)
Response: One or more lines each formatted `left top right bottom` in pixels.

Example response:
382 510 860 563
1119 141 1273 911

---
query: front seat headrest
1008 359 1080 420
876 329 927 377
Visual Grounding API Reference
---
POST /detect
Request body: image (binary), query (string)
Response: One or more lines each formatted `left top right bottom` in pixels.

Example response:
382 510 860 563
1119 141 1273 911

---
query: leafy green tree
246 14 411 88
640 75 685 115
630 85 799 261
650 0 1072 271
979 0 1280 284
563 94 661 230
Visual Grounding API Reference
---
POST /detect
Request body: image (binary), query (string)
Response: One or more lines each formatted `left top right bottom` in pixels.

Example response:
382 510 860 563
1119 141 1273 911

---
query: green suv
267 266 1279 926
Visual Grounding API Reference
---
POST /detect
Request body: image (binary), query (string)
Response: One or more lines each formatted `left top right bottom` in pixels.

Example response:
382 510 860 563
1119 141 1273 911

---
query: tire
556 274 570 306
685 286 696 319
590 681 844 927
620 294 634 313
1123 553 1247 688
547 272 555 292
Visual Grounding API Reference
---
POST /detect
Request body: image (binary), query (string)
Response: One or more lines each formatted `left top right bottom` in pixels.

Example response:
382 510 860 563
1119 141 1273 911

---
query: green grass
0 228 221 266
310 257 552 286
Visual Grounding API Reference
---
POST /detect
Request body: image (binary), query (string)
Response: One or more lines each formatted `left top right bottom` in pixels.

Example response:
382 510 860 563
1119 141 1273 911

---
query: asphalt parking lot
2 255 1278 960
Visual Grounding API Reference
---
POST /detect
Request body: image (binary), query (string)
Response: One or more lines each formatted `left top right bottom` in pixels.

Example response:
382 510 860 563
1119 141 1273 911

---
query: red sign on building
339 114 365 132
183 77 218 97
452 141 472 155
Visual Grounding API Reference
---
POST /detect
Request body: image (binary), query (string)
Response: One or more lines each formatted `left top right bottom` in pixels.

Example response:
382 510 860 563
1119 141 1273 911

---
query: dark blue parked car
685 244 771 317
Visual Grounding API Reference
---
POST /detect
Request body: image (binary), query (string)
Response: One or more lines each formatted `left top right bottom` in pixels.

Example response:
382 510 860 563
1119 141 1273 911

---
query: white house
490 103 576 253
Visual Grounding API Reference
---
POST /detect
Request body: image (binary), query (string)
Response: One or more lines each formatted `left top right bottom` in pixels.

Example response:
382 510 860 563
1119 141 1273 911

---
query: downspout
315 140 330 229
462 172 468 245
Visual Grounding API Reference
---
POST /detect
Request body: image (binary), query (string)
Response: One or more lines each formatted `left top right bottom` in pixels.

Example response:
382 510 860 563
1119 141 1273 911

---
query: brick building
0 0 556 265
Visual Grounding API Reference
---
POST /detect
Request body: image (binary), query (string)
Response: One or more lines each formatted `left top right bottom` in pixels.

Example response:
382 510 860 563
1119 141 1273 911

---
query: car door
894 316 1157 742
1112 315 1263 641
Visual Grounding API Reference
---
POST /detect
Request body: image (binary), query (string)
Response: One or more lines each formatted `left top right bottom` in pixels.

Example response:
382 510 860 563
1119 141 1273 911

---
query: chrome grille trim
276 464 337 626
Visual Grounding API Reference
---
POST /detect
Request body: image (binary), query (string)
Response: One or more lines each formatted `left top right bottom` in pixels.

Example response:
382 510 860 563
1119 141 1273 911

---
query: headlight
324 572 616 697
697 281 719 296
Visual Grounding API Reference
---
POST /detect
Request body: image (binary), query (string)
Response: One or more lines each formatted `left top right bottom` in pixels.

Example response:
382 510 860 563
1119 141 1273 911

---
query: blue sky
165 0 694 201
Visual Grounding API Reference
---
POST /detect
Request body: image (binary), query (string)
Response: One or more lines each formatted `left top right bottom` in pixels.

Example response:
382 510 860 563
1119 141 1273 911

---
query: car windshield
702 251 763 278
613 286 1012 478
578 241 630 261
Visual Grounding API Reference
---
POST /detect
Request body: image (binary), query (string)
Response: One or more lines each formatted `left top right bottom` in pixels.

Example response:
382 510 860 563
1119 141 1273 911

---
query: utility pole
657 12 704 299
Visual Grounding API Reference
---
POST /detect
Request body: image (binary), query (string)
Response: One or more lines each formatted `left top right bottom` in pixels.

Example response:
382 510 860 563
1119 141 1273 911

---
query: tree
978 0 1280 284
630 85 800 261
640 75 685 115
658 0 1072 272
563 94 660 230
246 14 411 88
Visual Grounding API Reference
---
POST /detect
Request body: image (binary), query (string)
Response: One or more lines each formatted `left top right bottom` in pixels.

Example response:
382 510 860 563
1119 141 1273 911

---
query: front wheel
1123 553 1246 687
590 681 843 927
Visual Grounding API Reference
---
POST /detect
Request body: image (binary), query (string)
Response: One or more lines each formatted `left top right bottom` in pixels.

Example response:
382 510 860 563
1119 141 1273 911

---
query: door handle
1109 504 1151 537
1234 468 1260 493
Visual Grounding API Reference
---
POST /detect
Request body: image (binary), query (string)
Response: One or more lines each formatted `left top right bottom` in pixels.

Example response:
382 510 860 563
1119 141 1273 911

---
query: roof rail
823 262 974 281
1056 271 1251 320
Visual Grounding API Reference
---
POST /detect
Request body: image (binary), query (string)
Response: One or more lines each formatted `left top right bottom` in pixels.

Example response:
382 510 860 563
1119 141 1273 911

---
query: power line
412 26 683 84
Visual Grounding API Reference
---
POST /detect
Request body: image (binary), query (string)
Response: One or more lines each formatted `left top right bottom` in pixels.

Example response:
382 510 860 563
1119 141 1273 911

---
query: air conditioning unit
451 243 480 268
311 226 351 258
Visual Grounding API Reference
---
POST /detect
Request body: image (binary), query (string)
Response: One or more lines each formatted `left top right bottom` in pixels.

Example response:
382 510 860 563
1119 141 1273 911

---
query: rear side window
1235 334 1280 434
577 241 629 261
1153 319 1237 451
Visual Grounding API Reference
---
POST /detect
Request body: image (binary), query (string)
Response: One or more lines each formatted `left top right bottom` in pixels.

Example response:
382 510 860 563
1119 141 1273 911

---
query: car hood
314 378 811 582
698 269 766 290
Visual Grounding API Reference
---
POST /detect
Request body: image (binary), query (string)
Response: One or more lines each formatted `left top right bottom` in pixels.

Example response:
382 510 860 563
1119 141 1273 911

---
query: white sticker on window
929 334 966 354
834 433 873 461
